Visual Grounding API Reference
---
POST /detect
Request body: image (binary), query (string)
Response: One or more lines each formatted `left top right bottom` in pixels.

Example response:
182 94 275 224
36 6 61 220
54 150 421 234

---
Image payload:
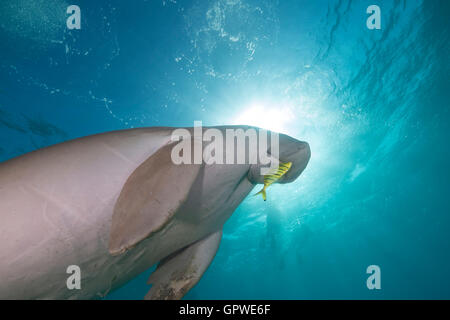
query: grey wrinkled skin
0 126 310 299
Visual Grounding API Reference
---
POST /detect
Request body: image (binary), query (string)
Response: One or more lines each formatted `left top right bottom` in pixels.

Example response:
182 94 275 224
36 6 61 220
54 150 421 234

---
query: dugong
0 126 310 299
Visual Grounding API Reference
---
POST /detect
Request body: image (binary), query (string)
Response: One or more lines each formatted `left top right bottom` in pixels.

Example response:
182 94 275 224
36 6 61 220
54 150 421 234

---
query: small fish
254 162 292 201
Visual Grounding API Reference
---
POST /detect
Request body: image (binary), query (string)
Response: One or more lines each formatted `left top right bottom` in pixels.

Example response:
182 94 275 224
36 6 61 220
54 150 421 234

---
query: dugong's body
0 126 310 299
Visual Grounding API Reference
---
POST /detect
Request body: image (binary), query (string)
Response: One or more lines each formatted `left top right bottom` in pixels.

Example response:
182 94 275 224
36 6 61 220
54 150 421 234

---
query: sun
232 103 294 134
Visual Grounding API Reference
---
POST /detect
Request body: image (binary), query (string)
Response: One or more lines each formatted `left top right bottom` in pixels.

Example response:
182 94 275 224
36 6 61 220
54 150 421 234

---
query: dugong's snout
279 139 310 183
247 132 311 184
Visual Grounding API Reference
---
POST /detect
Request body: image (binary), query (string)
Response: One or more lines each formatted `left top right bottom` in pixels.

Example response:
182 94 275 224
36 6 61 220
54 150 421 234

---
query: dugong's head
108 125 310 256
247 130 311 185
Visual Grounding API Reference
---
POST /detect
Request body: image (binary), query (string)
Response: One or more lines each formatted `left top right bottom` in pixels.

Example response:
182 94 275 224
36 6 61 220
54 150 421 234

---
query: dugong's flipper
145 230 222 300
109 139 203 255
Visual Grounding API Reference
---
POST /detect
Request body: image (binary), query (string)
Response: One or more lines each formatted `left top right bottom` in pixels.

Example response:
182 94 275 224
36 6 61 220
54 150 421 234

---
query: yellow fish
254 162 292 201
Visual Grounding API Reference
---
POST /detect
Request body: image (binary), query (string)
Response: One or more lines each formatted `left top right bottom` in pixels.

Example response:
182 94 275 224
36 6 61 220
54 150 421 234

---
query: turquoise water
0 0 449 299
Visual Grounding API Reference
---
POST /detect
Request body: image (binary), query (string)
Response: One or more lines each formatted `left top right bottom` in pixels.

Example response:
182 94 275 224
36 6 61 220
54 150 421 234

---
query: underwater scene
0 0 449 300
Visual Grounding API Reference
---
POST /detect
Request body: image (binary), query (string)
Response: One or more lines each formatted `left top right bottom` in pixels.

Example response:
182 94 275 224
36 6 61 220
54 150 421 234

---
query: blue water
0 0 449 299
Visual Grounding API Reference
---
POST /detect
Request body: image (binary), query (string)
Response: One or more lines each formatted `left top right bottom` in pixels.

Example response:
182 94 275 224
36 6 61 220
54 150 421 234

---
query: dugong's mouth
279 140 311 183
247 140 311 185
